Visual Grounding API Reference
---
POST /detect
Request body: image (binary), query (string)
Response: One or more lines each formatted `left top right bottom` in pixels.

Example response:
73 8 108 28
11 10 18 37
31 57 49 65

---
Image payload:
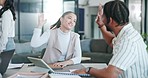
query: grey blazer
42 29 81 64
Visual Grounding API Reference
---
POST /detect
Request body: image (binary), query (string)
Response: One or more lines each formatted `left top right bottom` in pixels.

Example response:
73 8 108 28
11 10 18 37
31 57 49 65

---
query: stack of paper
8 63 24 69
8 72 49 78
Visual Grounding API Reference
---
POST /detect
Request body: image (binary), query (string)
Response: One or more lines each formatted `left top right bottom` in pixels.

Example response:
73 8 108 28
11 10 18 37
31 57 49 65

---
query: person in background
0 0 16 52
31 11 82 68
73 0 148 78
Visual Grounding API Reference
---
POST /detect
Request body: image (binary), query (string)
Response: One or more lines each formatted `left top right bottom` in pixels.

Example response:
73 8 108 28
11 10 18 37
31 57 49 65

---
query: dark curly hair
0 0 16 20
103 0 129 26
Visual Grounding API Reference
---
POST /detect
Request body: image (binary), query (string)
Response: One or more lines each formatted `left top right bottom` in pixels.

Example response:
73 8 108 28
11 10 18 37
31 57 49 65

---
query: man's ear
109 17 113 25
109 17 117 26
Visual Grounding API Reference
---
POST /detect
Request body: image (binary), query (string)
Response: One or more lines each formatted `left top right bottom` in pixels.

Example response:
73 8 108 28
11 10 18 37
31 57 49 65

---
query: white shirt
57 28 70 61
109 23 148 78
0 9 15 51
31 28 81 64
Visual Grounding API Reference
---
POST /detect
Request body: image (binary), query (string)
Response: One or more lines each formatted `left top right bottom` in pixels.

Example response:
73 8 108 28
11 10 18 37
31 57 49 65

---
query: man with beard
73 0 148 78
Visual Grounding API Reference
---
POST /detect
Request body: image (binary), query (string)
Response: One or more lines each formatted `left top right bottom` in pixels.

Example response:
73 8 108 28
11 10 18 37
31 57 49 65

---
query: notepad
49 74 81 78
8 72 49 78
48 71 91 77
8 63 24 69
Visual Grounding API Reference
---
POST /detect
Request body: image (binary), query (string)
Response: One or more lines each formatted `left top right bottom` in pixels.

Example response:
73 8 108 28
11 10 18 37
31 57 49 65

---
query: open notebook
48 71 90 77
27 57 91 77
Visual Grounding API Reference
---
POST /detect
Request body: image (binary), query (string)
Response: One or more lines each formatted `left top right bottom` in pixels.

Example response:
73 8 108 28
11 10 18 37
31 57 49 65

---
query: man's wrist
98 25 105 28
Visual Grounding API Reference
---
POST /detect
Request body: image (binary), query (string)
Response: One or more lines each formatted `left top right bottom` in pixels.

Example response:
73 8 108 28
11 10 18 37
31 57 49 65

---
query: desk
2 64 28 78
4 63 107 78
82 63 107 69
81 57 91 61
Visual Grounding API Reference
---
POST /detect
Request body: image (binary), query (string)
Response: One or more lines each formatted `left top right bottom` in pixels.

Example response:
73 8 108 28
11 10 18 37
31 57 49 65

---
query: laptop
27 57 63 70
27 57 91 77
0 49 15 75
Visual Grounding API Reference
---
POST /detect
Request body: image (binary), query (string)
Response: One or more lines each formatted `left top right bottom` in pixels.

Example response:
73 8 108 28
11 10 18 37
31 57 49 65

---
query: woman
0 0 16 52
31 11 82 67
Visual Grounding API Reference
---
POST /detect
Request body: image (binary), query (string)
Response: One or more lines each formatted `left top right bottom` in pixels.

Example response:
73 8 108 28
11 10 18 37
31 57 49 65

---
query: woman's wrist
63 60 73 66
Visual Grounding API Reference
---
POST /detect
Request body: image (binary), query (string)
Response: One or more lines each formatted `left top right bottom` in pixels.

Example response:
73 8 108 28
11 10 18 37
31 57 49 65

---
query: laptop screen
0 49 15 75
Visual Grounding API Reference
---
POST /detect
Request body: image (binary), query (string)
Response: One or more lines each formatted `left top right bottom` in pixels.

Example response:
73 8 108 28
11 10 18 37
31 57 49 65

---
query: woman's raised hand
38 13 47 28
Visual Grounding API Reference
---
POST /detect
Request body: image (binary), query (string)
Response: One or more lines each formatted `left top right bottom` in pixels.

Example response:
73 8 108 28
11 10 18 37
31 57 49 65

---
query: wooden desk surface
82 63 107 69
4 63 107 78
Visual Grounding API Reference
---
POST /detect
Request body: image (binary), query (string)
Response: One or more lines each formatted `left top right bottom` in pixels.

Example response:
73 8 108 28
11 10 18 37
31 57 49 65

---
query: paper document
50 72 90 77
8 72 49 78
8 63 24 69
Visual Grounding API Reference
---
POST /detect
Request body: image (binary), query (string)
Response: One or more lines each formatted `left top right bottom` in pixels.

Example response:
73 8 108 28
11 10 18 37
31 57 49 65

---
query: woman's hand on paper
52 60 73 68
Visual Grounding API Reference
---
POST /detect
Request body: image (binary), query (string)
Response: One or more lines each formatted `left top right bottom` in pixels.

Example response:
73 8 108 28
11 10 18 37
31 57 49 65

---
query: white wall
79 0 118 6
79 5 98 38
88 0 111 6
79 0 111 38
88 0 124 6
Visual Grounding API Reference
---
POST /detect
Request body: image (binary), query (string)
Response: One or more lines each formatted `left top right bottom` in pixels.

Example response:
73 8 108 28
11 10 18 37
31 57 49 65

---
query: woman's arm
70 34 82 64
30 28 50 47
0 10 12 51
30 13 49 47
